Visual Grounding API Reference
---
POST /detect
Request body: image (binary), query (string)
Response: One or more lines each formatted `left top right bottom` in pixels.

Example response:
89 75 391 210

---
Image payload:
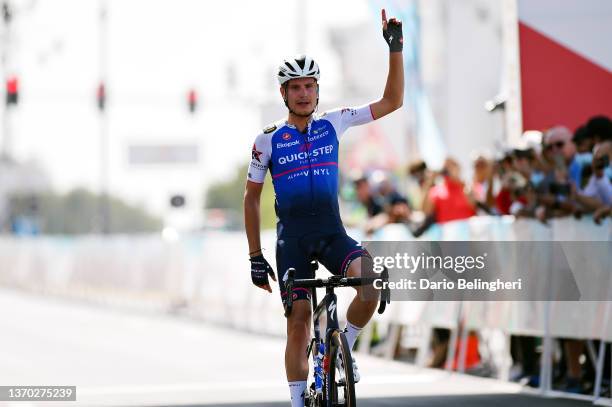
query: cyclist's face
282 77 318 115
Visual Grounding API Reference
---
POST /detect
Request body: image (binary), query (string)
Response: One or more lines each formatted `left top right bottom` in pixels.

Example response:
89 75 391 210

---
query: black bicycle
284 260 390 407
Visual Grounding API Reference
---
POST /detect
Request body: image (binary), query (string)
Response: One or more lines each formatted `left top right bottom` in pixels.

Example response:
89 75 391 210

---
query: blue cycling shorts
276 230 367 307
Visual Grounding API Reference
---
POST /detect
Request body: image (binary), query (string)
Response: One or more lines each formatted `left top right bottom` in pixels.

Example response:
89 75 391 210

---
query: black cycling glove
383 18 403 53
250 254 276 287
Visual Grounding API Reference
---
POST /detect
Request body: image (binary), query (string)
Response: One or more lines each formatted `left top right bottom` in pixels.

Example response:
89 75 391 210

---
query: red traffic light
188 88 197 113
97 82 106 111
6 76 18 106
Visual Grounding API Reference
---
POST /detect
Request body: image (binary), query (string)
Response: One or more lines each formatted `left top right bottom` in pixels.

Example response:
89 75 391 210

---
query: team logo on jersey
251 144 262 162
312 127 325 135
282 133 292 141
263 124 277 134
251 162 266 170
341 108 357 116
277 145 334 165
307 132 327 142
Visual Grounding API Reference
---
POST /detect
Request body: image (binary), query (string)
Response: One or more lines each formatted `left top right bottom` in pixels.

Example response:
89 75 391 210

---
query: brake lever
377 267 390 314
284 268 295 318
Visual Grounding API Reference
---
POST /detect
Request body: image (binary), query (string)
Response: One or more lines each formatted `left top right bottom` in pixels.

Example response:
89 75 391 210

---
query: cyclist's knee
346 257 361 278
347 257 379 300
346 254 373 278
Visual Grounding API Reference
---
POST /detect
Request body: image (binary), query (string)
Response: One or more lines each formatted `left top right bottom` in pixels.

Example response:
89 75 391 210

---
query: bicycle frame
311 283 339 345
307 262 343 403
283 261 390 405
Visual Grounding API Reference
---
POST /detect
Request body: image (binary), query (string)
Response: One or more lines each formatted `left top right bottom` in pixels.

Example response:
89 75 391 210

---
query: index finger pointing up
382 8 387 29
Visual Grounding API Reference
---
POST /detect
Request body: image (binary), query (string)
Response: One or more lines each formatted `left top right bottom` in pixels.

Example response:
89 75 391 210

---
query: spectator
544 126 581 187
587 116 612 181
423 158 476 224
575 141 612 211
364 195 414 235
387 195 412 224
354 176 383 218
573 125 595 154
511 335 540 387
572 126 594 189
470 152 496 213
533 128 580 222
586 115 612 144
495 167 529 216
408 160 428 185
514 151 540 217
370 170 404 208
492 150 533 216
406 160 430 210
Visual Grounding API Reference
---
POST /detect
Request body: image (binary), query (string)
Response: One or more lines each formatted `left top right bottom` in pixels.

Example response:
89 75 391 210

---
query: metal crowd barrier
0 216 610 403
370 216 611 405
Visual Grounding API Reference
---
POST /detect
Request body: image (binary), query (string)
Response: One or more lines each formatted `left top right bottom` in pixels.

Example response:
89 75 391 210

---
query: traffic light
96 81 106 112
2 2 11 24
6 76 18 107
187 88 197 114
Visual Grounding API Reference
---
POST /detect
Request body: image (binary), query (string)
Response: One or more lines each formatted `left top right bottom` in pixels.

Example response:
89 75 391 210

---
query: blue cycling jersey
248 105 374 236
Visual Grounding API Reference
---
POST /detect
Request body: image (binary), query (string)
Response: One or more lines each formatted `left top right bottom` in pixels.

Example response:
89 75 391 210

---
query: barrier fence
0 216 610 403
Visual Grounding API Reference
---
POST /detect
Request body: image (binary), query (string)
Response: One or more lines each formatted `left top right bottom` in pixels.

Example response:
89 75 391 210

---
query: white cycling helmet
277 55 320 85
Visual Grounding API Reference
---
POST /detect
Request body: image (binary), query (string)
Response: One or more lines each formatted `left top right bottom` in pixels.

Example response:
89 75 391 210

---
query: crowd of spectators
348 114 612 396
351 115 612 237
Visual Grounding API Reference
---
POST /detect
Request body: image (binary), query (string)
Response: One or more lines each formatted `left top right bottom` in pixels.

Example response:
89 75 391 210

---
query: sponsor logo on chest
276 140 300 149
277 145 334 165
287 167 332 180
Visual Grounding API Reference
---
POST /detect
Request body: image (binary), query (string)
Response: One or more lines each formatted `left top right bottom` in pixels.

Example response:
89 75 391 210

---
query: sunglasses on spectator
545 141 565 150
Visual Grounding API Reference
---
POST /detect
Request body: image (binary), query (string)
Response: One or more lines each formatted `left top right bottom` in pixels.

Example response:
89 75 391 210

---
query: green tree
9 188 162 234
205 163 277 230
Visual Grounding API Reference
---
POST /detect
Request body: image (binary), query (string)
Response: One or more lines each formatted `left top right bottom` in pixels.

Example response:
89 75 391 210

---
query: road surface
0 288 593 407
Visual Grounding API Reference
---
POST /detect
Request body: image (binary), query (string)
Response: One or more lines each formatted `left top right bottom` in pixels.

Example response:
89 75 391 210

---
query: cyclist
244 9 403 406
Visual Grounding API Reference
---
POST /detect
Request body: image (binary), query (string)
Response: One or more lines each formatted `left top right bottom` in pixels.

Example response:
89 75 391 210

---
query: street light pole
1 1 13 162
98 0 110 234
296 0 306 52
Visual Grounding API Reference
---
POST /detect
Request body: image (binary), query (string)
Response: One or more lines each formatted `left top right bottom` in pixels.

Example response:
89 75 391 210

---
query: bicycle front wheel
325 330 356 407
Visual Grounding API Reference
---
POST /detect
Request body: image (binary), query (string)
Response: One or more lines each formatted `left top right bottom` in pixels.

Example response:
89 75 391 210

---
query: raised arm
370 9 405 120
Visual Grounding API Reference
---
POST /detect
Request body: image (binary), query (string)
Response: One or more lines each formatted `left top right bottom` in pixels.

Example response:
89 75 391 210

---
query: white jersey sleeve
320 104 374 141
247 131 273 183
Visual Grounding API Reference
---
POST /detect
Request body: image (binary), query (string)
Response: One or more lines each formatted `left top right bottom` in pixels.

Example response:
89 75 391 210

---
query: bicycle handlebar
284 267 391 317
294 276 373 288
